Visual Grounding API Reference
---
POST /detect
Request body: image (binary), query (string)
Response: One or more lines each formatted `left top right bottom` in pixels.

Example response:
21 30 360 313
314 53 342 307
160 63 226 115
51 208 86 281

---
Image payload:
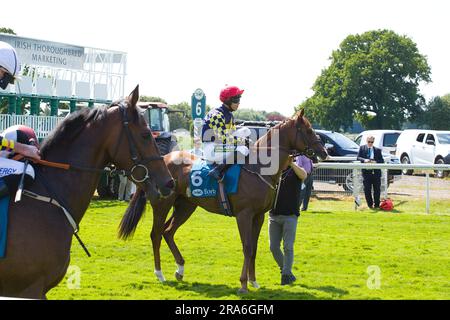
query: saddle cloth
0 158 35 258
0 157 35 179
189 159 241 198
0 194 9 258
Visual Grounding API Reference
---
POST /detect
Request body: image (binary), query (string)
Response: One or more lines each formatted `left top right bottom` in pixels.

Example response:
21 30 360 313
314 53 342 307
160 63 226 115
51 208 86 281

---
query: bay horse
119 109 327 294
0 85 174 299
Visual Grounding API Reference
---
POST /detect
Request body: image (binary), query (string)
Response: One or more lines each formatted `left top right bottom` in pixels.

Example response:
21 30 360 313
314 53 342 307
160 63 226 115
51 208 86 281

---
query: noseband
111 102 164 183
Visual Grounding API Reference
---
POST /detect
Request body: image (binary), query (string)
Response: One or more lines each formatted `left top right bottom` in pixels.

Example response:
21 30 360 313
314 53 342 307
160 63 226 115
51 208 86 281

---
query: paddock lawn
48 198 450 300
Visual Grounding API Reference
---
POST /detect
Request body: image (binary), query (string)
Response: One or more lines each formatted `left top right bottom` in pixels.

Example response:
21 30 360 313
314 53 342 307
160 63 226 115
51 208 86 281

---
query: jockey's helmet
0 41 20 89
219 86 244 103
2 125 39 147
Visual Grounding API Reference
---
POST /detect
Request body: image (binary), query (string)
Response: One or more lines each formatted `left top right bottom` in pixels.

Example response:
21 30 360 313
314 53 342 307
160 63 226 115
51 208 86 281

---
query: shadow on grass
298 284 349 297
163 280 348 300
90 199 129 209
309 211 335 215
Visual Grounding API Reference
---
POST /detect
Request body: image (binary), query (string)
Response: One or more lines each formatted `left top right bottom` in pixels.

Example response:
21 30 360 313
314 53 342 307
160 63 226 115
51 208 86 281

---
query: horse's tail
118 189 147 240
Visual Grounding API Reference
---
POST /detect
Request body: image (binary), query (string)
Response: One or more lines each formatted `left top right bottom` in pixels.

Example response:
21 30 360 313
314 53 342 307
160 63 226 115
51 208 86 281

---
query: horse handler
269 155 307 285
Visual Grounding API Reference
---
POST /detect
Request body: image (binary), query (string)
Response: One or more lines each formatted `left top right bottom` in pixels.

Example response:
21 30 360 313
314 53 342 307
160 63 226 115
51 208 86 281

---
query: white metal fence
313 162 450 213
0 114 65 139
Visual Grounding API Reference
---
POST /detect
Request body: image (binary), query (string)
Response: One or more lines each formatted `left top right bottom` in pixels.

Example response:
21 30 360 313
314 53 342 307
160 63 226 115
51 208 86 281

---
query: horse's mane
254 111 311 148
40 105 109 157
255 117 290 147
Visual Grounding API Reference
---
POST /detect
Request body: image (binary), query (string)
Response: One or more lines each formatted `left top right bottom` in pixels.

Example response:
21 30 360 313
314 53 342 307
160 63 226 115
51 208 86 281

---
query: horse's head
107 85 175 200
289 109 328 161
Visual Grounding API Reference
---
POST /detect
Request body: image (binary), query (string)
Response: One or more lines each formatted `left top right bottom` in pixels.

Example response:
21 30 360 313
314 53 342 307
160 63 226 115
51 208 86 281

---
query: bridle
109 101 164 183
29 101 164 184
276 120 316 159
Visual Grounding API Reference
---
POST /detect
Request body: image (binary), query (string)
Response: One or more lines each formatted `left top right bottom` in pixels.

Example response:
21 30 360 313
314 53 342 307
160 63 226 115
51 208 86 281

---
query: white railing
314 162 450 214
0 114 65 139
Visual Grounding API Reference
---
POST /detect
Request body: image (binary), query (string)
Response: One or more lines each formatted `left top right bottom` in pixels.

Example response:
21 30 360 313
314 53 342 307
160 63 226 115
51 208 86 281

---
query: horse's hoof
175 271 184 282
249 281 260 289
237 288 249 295
154 270 166 282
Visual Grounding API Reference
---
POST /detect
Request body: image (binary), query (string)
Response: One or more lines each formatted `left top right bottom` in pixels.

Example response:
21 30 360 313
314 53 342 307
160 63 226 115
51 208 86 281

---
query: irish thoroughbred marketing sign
0 33 85 70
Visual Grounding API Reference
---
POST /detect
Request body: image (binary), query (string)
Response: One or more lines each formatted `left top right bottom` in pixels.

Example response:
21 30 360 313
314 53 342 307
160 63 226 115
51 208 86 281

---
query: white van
395 129 450 178
355 130 402 155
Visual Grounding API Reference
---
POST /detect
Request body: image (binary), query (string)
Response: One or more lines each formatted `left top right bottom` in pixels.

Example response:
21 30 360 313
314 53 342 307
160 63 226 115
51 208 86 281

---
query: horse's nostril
166 179 175 190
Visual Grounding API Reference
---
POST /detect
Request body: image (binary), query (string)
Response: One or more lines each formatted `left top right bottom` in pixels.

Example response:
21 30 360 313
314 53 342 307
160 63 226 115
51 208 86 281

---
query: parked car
355 130 402 155
395 129 450 178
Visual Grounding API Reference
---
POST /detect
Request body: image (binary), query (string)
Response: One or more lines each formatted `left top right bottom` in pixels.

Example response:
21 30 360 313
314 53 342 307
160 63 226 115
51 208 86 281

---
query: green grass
47 197 450 300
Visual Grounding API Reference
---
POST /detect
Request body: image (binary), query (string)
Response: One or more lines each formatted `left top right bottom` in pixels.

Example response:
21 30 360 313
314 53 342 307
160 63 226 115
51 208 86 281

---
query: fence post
8 95 16 114
352 161 361 210
15 96 23 115
50 98 59 116
426 173 430 214
30 96 39 115
70 99 76 113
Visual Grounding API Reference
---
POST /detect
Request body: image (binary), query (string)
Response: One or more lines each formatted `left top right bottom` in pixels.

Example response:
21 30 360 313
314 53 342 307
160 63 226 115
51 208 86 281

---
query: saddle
188 159 241 216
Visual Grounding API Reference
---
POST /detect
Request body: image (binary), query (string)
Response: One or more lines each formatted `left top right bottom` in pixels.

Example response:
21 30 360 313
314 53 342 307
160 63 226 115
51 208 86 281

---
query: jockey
0 125 41 197
0 41 40 161
201 85 250 181
0 41 20 90
0 42 41 197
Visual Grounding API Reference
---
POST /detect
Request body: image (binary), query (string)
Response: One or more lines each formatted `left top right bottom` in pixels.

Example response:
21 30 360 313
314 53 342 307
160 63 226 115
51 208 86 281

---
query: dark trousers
363 173 381 208
299 174 313 210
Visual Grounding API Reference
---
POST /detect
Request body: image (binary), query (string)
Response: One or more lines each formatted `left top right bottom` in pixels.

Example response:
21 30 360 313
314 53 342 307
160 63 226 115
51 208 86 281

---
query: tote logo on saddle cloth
189 160 241 198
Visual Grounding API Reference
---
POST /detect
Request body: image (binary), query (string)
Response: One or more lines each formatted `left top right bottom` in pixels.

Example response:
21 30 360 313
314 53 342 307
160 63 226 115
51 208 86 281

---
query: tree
139 95 167 104
233 108 267 121
266 111 287 121
0 27 16 35
167 102 191 131
301 29 431 131
416 94 450 130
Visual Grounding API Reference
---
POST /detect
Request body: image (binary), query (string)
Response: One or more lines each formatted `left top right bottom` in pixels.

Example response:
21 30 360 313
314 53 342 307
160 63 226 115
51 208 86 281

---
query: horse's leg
235 210 254 294
248 213 265 289
151 199 175 282
162 197 197 281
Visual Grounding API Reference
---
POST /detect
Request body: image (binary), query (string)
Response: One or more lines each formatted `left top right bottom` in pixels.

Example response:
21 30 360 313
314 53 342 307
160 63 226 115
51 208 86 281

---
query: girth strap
22 190 78 232
21 190 91 257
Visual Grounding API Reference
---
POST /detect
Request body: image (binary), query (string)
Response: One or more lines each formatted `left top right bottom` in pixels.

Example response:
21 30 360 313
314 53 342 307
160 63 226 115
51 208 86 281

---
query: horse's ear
299 108 305 118
128 85 140 107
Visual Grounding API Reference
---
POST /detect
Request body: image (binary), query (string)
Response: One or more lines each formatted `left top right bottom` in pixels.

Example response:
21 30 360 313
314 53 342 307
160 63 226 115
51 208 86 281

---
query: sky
3 0 450 116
